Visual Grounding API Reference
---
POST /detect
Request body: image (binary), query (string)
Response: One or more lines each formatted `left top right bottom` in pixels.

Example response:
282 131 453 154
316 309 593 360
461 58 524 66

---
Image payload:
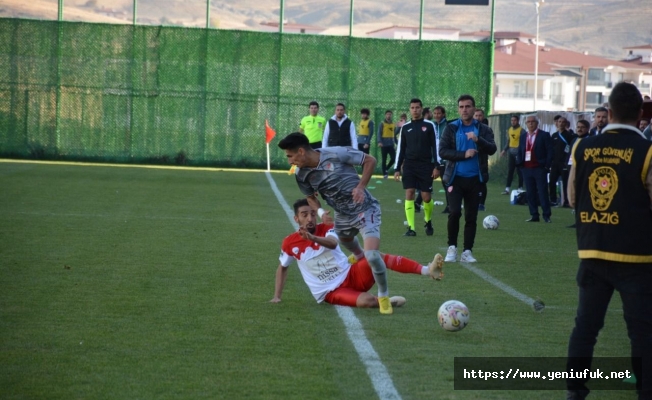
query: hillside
1 0 650 59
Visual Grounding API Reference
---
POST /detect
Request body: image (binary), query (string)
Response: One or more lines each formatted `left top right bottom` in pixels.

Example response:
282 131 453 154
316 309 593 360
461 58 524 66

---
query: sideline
0 158 290 174
264 171 402 400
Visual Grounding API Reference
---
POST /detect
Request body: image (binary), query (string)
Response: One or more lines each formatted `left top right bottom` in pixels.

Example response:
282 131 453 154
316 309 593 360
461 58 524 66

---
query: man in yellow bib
357 108 374 154
299 101 327 149
500 115 525 194
377 110 396 178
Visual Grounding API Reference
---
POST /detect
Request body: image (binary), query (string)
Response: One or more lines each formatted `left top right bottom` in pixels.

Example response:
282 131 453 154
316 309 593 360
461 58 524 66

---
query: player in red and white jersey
270 199 444 308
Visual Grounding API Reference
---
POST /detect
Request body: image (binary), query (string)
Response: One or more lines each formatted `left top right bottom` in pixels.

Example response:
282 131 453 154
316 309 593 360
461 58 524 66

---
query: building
622 44 652 98
489 33 651 113
365 25 459 41
259 21 325 35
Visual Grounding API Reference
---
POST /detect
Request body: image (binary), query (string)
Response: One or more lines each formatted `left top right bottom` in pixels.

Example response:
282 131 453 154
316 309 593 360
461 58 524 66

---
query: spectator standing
439 95 497 263
433 106 450 213
500 115 525 195
377 110 396 178
589 107 608 136
323 103 357 148
516 115 553 222
639 118 649 132
566 81 652 399
473 108 490 211
565 119 590 229
549 115 575 207
357 108 374 154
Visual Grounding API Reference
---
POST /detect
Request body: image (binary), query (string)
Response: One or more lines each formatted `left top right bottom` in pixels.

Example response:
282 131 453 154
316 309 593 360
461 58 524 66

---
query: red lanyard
526 130 537 152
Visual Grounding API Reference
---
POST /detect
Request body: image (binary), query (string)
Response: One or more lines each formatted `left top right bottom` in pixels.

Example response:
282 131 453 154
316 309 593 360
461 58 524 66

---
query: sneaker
383 174 388 179
460 249 477 263
501 188 510 195
390 296 406 307
428 253 444 280
404 228 417 237
378 296 393 314
517 187 525 193
424 220 433 236
441 206 450 214
445 245 457 262
478 204 486 211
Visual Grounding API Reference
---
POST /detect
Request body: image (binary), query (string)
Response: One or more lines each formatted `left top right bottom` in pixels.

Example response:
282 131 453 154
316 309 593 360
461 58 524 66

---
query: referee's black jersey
395 118 440 171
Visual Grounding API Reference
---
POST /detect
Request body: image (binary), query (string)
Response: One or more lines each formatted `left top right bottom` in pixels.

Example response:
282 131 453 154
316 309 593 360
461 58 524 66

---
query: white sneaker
460 250 477 263
445 245 457 262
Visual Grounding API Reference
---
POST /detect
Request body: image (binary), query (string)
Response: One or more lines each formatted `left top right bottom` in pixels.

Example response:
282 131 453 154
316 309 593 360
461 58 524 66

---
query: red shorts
324 259 375 307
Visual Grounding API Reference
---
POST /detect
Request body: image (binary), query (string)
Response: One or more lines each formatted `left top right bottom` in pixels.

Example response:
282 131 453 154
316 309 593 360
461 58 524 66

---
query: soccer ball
438 300 470 332
483 215 499 230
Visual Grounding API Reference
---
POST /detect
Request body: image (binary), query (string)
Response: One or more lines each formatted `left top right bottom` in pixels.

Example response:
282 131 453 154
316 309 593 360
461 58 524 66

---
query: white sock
421 266 429 275
378 290 389 298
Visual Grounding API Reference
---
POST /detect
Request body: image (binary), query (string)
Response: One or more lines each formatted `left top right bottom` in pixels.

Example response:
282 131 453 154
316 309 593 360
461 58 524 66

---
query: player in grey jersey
278 132 393 314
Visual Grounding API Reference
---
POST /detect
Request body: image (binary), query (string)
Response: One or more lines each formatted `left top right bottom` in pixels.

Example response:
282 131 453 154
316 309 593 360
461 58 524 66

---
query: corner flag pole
267 143 271 171
265 120 276 171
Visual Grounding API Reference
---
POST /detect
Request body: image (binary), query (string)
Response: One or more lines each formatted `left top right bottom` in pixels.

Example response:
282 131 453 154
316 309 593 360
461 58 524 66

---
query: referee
299 101 326 149
394 98 440 237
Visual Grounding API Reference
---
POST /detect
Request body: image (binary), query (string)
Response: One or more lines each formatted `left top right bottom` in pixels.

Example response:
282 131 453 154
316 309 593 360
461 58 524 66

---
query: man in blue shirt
439 95 497 263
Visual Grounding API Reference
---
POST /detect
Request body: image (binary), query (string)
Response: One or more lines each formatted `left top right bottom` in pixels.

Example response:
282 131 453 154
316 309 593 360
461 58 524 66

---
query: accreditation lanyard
525 130 537 161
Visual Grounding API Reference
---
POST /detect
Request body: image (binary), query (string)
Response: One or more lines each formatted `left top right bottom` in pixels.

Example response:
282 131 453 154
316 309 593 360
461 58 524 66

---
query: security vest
573 127 652 263
358 119 371 136
327 119 353 147
381 122 395 139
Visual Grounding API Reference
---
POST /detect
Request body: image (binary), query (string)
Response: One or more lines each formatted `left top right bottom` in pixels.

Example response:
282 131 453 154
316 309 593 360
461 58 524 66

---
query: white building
365 25 459 41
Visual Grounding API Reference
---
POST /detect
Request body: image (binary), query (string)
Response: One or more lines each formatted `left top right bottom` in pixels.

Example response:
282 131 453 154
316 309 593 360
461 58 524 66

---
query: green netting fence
0 18 492 170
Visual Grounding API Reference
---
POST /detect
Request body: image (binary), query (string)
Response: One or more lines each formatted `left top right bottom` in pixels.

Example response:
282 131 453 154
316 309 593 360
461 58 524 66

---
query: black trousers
380 146 395 175
446 175 482 250
549 163 568 204
522 167 551 219
506 151 523 188
567 259 652 397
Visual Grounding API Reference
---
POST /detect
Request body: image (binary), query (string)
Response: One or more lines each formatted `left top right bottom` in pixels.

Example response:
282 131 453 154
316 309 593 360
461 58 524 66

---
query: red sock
383 254 422 274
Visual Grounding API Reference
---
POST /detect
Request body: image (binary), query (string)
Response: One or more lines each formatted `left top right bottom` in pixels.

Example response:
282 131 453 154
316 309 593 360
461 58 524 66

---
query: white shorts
334 203 381 239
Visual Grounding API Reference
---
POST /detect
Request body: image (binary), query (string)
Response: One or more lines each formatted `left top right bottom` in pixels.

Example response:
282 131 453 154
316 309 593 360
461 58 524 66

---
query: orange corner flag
265 120 276 144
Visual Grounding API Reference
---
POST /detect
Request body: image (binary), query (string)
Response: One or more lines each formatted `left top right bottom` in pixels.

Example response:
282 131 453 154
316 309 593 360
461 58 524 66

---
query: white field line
459 262 622 312
459 262 538 307
265 171 402 400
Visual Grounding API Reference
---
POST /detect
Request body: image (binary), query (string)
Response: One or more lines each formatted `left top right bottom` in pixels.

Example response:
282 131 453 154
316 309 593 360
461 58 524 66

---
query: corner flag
265 120 276 144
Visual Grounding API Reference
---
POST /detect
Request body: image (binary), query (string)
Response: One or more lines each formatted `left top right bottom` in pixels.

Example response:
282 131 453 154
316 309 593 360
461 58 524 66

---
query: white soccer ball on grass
437 300 470 332
482 215 499 230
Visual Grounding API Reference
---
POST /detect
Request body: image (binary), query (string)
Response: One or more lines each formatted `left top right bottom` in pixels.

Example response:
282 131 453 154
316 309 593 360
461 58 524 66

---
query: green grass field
0 160 634 399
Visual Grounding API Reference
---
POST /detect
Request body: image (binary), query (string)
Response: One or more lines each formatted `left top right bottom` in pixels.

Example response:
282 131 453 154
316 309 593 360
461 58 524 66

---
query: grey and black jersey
295 147 379 216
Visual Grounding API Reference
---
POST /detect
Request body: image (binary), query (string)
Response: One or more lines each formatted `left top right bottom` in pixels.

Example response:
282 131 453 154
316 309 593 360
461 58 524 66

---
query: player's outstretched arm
353 154 377 203
298 228 338 249
270 264 288 303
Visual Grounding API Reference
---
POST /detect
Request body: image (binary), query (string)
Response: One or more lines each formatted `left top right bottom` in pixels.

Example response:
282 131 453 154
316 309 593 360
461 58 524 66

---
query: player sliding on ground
278 132 395 314
270 199 444 309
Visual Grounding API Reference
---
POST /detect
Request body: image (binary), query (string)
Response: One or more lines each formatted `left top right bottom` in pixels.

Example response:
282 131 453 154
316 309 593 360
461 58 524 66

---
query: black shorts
402 161 435 192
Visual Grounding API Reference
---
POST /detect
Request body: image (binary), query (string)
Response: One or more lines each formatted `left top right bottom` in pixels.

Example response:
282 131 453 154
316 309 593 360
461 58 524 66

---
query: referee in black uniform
394 98 440 237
